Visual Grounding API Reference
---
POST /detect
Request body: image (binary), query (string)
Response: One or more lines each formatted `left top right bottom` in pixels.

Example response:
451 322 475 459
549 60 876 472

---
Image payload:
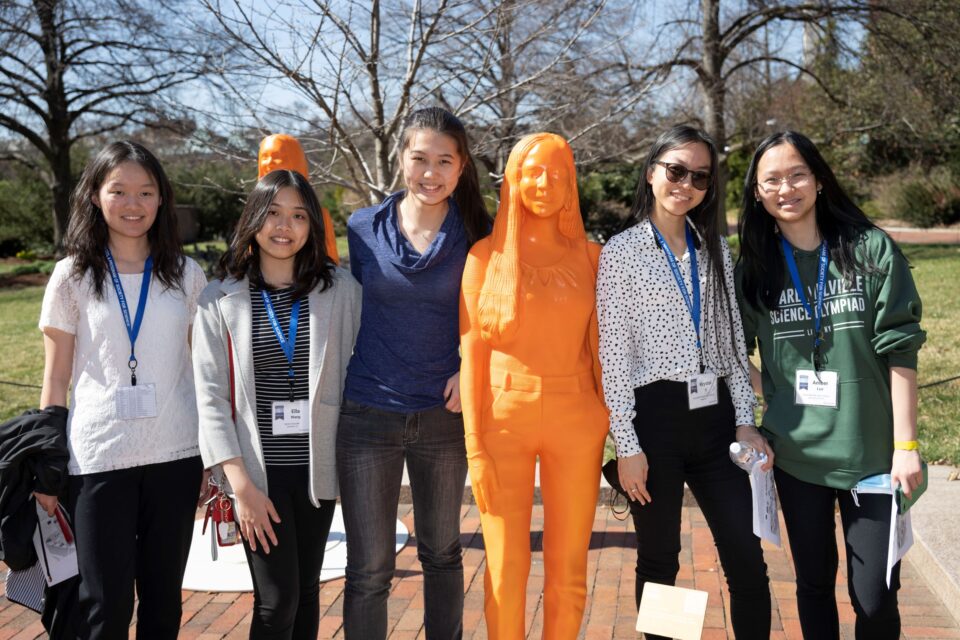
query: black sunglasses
655 161 711 191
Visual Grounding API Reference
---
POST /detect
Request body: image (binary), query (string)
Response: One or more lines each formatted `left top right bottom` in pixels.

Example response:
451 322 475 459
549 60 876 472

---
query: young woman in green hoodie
737 131 926 640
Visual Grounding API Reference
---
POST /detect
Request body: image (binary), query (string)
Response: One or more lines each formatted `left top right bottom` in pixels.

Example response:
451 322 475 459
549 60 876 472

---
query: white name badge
116 383 157 419
794 369 839 407
687 371 718 410
271 400 309 435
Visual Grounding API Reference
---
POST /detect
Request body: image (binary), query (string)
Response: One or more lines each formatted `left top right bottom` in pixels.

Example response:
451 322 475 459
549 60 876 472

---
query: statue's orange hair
477 133 585 343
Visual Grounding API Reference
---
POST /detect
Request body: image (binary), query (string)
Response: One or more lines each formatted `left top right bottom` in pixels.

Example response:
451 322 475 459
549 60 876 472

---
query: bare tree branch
0 0 225 247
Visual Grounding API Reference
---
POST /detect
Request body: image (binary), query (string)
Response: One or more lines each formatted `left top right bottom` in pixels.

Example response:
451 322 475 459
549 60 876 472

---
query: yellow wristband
894 440 919 451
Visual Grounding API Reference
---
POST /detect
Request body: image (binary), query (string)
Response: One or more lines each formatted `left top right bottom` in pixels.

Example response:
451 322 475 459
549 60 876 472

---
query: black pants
65 455 203 640
630 380 770 640
775 467 901 640
243 465 336 640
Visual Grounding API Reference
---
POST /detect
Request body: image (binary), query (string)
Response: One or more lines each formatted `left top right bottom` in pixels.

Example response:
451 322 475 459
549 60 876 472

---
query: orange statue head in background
479 133 584 343
256 133 340 263
258 133 309 180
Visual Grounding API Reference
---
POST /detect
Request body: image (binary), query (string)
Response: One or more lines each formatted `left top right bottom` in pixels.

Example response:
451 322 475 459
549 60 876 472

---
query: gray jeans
336 399 467 640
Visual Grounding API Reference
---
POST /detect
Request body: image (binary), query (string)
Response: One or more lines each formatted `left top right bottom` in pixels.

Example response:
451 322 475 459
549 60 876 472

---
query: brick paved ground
2 503 959 639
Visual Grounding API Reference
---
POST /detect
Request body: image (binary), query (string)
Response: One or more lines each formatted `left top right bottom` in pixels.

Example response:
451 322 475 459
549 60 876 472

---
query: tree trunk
368 0 391 203
700 0 729 235
36 0 74 250
50 146 72 249
373 133 391 204
494 0 517 180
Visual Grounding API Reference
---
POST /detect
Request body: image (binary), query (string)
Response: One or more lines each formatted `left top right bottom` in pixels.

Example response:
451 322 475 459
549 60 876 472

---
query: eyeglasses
757 171 813 193
655 161 711 191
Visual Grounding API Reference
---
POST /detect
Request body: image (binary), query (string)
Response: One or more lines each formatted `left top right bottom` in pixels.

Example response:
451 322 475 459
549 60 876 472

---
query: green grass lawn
3 244 959 464
905 245 960 464
0 259 55 277
0 285 46 418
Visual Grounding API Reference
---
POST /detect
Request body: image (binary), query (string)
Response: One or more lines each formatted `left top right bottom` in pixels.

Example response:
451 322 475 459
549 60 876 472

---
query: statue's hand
468 452 501 514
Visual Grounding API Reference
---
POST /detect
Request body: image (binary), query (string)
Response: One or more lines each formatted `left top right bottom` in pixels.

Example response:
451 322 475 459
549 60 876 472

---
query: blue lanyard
650 222 702 370
781 237 829 369
260 290 301 400
105 248 152 386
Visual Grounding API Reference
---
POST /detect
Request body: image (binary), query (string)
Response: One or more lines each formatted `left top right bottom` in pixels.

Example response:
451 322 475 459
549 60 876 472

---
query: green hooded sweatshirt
735 228 925 490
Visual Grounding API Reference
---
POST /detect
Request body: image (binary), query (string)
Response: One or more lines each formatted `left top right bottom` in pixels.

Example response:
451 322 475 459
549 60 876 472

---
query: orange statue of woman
258 133 339 263
460 133 608 638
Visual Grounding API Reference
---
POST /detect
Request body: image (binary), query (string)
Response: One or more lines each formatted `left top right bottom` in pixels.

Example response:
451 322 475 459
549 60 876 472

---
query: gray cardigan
192 268 361 504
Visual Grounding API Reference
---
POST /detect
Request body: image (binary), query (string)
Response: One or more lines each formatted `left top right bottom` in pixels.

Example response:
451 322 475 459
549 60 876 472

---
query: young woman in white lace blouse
37 141 207 638
596 125 771 639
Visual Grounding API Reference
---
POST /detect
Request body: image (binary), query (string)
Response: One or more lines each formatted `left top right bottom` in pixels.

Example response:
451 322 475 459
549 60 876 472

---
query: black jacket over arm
0 406 69 570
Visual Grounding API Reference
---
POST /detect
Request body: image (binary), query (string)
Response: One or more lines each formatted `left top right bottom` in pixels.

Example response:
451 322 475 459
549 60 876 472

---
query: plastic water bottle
729 442 761 472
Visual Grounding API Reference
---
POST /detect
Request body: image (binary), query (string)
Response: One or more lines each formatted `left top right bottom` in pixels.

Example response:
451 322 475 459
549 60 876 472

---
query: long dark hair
217 170 334 299
64 140 183 298
621 125 722 238
399 107 492 245
618 125 743 372
738 131 879 311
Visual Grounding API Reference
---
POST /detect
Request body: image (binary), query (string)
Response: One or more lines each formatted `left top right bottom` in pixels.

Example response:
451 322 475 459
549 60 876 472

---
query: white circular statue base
181 504 409 592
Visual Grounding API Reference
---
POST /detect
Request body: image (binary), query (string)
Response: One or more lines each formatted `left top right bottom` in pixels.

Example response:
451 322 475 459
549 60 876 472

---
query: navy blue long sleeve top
343 192 468 411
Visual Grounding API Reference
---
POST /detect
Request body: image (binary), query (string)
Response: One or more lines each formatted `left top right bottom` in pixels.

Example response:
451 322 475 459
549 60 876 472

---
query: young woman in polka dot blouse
596 125 771 639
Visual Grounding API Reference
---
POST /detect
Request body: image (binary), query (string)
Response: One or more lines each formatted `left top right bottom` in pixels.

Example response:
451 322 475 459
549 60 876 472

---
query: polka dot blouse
596 219 756 457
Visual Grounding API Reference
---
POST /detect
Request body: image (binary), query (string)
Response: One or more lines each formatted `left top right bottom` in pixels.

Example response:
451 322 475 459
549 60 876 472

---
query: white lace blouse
39 256 208 474
596 220 756 457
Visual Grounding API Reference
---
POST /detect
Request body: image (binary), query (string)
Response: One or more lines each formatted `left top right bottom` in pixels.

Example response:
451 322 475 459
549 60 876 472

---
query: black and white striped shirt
251 285 310 466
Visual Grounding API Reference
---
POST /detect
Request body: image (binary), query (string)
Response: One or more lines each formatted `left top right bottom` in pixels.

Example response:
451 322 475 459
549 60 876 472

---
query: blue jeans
336 399 467 639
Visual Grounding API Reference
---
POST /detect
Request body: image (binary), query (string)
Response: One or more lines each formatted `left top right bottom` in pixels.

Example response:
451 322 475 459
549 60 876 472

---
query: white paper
749 459 781 546
687 372 718 410
886 494 913 588
851 476 913 588
33 503 78 586
271 399 309 435
794 369 839 407
116 383 157 419
636 582 709 640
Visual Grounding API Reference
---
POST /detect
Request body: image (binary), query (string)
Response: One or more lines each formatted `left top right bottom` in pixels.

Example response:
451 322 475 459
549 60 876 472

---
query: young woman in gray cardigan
192 170 361 639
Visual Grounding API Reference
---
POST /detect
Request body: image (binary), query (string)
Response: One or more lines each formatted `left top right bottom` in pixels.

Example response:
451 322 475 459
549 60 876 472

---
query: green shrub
859 200 884 219
725 147 753 211
872 165 960 227
888 167 960 228
579 163 641 241
170 164 247 242
0 175 54 257
726 234 741 259
0 260 55 277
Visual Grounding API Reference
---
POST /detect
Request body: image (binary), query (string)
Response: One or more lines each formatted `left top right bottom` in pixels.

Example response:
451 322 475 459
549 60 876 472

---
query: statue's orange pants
478 368 607 639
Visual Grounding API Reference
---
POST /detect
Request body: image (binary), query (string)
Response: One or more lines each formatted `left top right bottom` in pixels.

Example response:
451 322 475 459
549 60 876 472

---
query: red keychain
202 482 238 546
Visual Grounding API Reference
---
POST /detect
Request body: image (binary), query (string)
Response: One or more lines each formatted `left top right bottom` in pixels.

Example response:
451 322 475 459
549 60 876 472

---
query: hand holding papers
852 471 922 587
730 442 781 546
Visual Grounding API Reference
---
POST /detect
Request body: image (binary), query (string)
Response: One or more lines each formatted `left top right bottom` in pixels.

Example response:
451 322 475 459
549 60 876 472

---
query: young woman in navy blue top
337 107 491 639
